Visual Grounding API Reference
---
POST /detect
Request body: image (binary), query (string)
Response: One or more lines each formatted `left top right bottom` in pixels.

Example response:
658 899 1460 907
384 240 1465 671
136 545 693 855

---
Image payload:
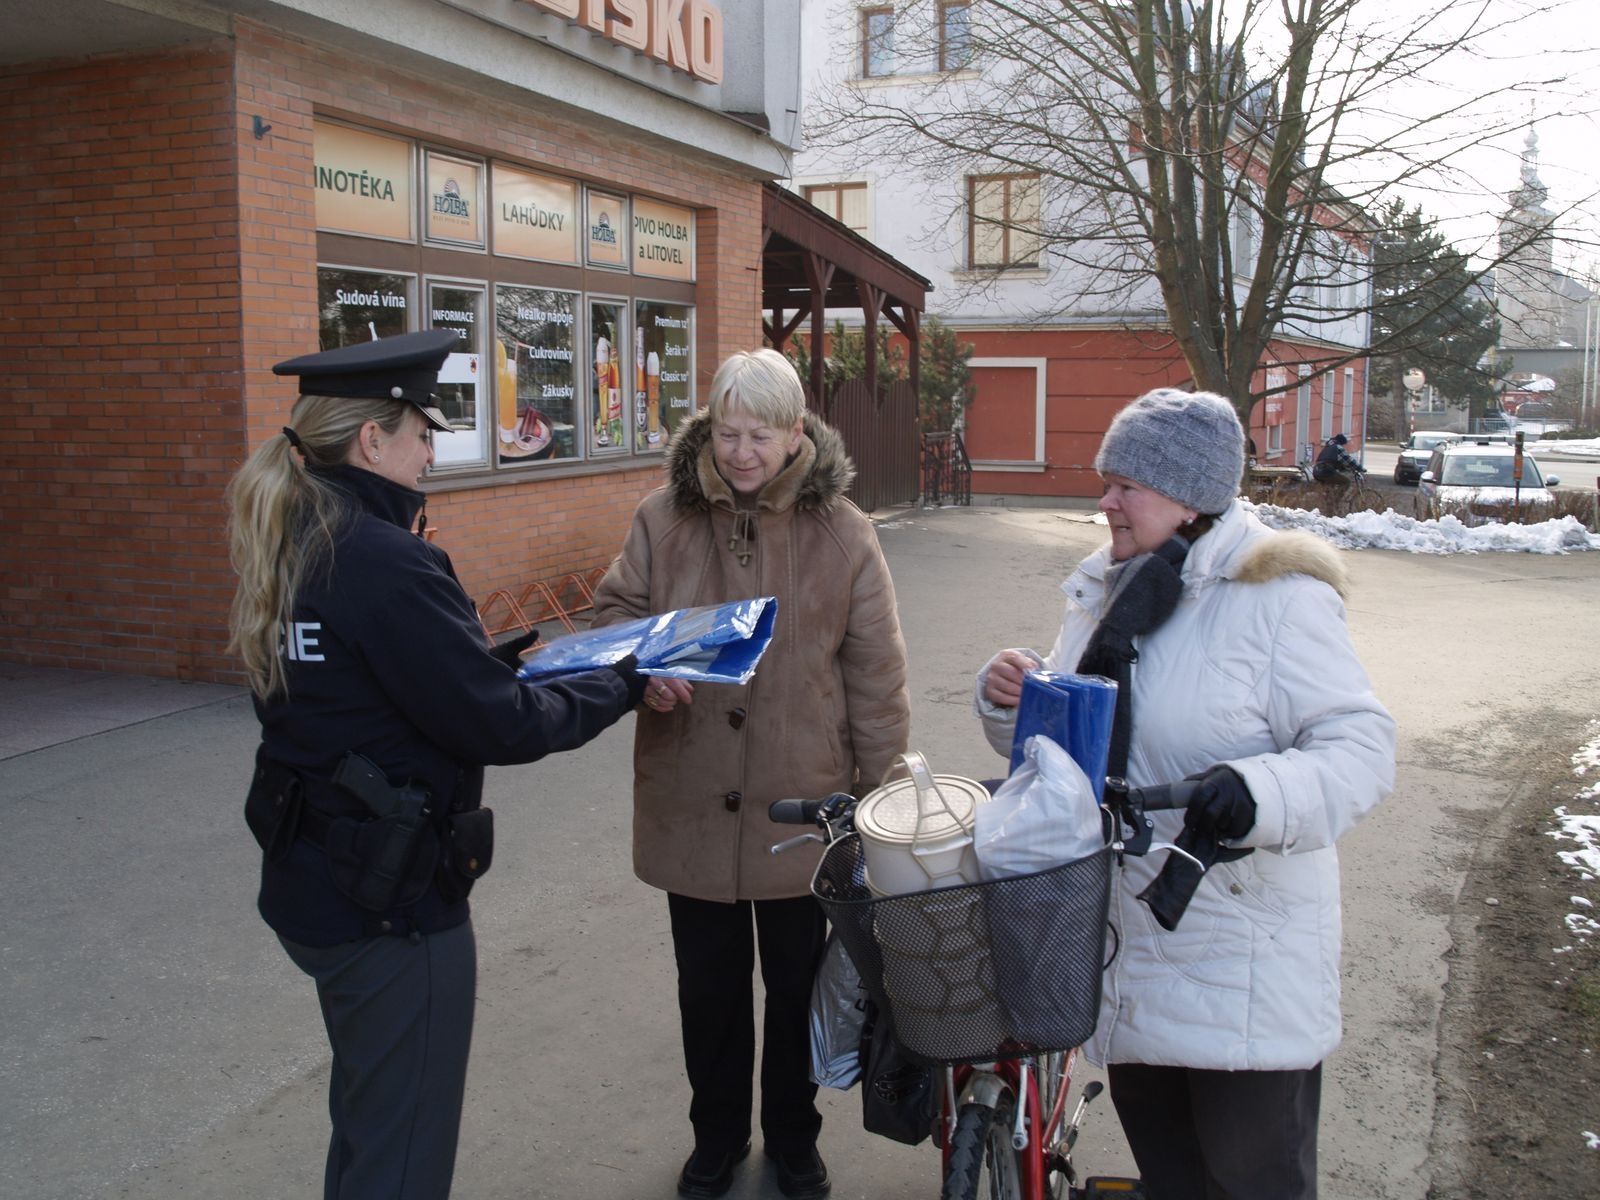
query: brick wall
1 22 767 683
0 45 245 680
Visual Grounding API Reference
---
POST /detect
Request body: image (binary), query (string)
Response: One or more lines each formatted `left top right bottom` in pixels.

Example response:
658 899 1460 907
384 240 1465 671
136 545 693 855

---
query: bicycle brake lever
769 831 824 856
1104 777 1156 856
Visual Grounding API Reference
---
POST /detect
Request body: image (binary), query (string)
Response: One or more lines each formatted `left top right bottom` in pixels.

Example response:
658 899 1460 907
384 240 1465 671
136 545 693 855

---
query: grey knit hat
1094 388 1245 515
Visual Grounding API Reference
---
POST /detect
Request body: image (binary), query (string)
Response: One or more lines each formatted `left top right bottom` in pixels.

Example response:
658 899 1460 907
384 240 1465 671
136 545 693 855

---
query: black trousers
281 922 477 1200
667 892 828 1156
1107 1061 1322 1200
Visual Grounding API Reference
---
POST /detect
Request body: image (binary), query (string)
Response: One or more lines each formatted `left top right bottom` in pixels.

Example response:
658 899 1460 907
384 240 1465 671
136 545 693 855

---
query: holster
244 756 304 863
324 753 439 914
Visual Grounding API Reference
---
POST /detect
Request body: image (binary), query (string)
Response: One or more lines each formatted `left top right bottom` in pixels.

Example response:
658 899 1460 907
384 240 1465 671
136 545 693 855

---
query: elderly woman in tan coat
592 348 910 1200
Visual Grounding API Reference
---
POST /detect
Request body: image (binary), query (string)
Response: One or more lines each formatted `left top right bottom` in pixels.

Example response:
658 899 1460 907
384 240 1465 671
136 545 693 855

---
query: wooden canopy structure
761 182 931 411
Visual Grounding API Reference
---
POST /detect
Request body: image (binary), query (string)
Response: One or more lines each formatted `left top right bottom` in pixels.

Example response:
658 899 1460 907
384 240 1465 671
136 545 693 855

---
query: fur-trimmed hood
664 407 856 513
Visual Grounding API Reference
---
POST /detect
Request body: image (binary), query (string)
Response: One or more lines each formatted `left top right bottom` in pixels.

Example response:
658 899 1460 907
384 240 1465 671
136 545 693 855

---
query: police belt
245 753 493 919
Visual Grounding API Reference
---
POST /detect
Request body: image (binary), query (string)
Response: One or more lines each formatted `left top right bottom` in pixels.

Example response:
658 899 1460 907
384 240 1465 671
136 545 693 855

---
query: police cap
273 330 458 432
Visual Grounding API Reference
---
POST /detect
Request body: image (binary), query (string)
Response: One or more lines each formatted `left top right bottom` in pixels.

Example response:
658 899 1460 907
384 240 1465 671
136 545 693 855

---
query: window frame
938 1 971 72
802 181 870 237
861 6 896 78
968 173 1042 269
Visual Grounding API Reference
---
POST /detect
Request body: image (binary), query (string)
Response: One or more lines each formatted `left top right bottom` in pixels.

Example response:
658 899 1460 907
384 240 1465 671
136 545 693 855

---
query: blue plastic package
516 596 778 686
1008 670 1118 801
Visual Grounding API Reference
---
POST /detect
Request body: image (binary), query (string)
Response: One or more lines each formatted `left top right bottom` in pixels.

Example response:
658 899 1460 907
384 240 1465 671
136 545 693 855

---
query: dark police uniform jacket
252 464 635 947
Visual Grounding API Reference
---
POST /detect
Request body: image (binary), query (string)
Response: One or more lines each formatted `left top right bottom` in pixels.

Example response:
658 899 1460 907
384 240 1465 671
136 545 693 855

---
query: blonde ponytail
225 394 408 698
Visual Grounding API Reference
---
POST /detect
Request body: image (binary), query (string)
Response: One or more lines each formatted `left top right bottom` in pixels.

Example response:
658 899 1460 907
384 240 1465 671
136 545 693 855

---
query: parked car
1394 430 1459 485
1509 402 1574 439
1418 440 1561 524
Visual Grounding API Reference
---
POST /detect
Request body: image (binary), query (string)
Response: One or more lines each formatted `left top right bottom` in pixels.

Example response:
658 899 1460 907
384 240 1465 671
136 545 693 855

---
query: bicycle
771 777 1200 1200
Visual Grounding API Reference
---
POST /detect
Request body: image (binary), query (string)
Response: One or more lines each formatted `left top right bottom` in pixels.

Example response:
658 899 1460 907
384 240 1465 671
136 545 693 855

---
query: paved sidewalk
0 663 241 760
3 503 1599 1199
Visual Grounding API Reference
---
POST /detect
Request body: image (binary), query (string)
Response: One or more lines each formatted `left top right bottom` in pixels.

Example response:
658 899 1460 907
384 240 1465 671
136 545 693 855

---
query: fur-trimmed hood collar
664 407 856 512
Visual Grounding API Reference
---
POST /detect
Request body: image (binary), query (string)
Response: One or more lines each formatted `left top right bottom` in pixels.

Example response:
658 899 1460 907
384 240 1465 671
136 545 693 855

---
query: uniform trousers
281 921 477 1200
1107 1061 1322 1200
667 892 828 1156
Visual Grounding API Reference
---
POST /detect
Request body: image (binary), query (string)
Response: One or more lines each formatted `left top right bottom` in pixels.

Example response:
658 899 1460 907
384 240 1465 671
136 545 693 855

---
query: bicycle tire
942 1096 1024 1200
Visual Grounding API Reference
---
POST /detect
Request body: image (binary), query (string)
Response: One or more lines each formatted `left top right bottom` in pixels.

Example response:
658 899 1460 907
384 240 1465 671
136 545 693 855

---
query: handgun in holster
331 752 437 913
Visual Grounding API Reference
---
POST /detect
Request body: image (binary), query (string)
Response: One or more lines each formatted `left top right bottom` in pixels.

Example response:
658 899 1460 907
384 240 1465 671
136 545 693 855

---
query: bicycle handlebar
768 797 825 826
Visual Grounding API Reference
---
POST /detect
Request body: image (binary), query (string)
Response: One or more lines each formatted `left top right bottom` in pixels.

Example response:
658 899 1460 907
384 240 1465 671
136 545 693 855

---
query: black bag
859 999 938 1146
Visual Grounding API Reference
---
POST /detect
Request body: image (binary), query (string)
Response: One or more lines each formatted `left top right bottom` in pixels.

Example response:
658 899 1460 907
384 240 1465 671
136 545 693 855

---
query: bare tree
802 0 1597 424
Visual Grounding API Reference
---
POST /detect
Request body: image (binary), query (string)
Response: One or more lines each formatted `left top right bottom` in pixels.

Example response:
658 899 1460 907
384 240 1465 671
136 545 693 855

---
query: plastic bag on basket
974 735 1103 880
859 999 937 1146
809 933 868 1089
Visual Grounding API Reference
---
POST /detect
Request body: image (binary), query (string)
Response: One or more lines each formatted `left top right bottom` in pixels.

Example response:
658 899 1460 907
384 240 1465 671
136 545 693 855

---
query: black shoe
677 1141 750 1198
764 1146 831 1200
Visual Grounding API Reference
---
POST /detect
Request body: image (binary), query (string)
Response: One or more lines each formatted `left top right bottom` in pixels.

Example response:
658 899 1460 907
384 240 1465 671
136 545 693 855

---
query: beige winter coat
592 409 911 901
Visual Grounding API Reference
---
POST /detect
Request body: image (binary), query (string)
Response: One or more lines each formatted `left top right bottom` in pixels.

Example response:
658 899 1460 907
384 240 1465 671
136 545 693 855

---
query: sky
1338 0 1600 274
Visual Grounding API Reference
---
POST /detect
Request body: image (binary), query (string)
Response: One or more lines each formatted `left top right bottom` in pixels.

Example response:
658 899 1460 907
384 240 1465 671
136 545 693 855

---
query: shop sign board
492 164 580 264
586 191 628 269
314 122 415 242
632 197 695 282
425 151 486 249
518 0 724 84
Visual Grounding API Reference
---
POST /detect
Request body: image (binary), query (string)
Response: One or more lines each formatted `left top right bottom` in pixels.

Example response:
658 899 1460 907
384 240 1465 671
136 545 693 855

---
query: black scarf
1075 535 1190 782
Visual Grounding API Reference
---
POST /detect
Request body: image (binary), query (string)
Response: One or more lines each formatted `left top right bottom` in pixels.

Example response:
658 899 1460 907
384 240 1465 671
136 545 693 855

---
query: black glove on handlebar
609 653 649 710
1182 765 1256 840
488 629 541 669
1136 765 1255 931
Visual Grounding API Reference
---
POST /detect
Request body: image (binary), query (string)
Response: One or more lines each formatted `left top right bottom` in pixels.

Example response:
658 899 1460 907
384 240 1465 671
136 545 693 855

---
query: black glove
1135 766 1255 932
489 628 541 669
609 653 648 710
1182 764 1256 840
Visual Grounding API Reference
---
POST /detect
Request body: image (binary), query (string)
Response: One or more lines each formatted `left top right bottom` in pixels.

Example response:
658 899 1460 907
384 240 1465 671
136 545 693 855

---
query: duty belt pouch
450 808 494 879
244 759 303 863
434 807 494 903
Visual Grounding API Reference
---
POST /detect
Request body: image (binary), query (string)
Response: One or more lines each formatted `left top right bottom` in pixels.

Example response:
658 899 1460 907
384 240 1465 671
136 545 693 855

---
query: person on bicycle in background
592 348 911 1200
974 388 1396 1199
1312 432 1365 485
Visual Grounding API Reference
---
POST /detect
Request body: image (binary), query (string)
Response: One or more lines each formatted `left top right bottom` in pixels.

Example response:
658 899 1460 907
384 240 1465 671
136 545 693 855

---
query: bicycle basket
811 834 1112 1064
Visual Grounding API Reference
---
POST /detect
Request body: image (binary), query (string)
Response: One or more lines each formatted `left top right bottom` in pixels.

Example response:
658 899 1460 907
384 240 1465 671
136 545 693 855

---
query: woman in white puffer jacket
976 389 1396 1200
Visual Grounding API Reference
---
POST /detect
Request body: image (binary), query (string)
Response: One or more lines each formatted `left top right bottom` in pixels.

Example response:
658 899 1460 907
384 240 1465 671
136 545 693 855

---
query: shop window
969 174 1040 269
634 299 695 451
428 281 489 469
939 2 971 72
312 118 697 480
318 266 415 347
862 7 895 78
589 297 629 455
494 286 580 466
802 182 869 237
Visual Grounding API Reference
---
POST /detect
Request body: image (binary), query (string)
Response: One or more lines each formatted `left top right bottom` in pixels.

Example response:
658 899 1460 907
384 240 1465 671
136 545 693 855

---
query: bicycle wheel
942 1095 1024 1200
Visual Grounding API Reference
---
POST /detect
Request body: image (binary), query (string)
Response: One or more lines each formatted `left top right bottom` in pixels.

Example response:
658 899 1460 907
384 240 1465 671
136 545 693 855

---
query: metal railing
921 429 972 507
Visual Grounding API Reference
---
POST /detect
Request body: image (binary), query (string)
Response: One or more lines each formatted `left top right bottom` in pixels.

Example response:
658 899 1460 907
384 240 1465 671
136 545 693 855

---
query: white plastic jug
854 752 985 895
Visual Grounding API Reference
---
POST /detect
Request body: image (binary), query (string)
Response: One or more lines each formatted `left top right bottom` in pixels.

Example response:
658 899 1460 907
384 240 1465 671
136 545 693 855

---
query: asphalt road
3 503 1598 1199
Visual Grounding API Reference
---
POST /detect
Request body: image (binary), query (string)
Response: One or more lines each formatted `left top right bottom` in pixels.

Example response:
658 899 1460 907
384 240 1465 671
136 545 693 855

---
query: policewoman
226 330 646 1200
